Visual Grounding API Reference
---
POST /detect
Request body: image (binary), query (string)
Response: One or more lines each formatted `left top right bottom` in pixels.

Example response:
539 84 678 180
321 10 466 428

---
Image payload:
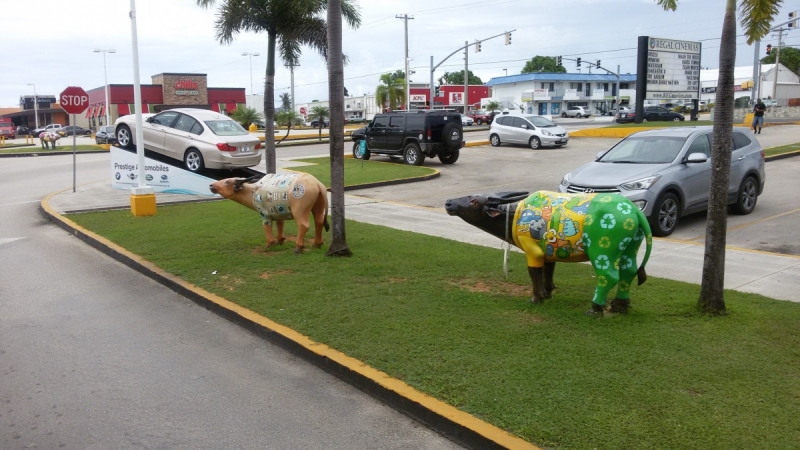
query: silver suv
559 127 766 236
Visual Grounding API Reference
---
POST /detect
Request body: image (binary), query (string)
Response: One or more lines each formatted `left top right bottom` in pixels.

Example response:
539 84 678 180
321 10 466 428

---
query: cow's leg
585 251 620 317
263 223 278 247
609 236 643 314
543 262 557 298
527 266 547 304
294 214 310 254
275 221 286 245
311 194 326 249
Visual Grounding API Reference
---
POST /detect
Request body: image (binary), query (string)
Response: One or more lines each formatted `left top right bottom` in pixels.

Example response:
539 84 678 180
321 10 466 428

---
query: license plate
560 139 567 143
240 146 250 153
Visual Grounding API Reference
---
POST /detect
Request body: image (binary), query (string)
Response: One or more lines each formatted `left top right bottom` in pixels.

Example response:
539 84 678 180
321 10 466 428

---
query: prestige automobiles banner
110 147 220 197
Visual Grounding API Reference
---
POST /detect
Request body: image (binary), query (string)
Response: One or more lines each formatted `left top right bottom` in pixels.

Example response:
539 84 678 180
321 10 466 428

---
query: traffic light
766 44 772 55
504 32 512 45
557 56 562 66
789 11 797 28
596 60 601 68
475 41 482 53
577 57 581 67
434 86 441 97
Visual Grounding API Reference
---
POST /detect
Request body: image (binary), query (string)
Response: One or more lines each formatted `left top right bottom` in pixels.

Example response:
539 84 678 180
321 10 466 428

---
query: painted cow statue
209 172 329 254
445 191 653 316
39 131 61 149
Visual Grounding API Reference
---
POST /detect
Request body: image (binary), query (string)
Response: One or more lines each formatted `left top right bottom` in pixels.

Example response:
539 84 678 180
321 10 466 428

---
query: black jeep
351 111 464 165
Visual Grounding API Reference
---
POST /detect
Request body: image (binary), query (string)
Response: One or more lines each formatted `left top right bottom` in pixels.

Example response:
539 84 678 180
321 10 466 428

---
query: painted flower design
598 236 611 249
617 202 632 214
618 237 632 250
595 255 610 270
600 214 616 229
623 218 636 231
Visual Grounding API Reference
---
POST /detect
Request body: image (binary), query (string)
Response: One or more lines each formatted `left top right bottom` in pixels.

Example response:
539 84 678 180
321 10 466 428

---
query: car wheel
352 141 370 160
576 113 582 118
490 134 501 147
116 125 133 149
529 136 541 150
650 192 680 237
85 130 91 136
476 119 482 125
561 112 567 118
439 148 459 164
403 143 425 166
673 117 681 121
731 176 758 215
441 122 462 150
184 148 205 173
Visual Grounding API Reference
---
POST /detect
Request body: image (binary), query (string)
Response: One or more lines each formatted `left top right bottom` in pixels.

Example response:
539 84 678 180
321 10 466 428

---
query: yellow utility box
130 193 157 216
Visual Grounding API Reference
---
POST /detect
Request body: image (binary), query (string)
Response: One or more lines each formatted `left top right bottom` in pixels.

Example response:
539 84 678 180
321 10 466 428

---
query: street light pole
94 49 116 127
396 14 414 110
27 83 38 129
242 52 260 95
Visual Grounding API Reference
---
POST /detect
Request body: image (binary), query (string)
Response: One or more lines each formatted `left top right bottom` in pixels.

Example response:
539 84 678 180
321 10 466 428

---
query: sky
1 0 798 108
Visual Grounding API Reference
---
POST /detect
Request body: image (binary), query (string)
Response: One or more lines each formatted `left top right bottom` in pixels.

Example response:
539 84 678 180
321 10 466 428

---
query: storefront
81 73 246 128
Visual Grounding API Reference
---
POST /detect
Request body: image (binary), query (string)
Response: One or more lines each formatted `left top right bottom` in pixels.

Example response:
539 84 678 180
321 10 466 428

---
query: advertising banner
410 94 427 103
644 36 701 100
110 147 220 197
449 92 463 105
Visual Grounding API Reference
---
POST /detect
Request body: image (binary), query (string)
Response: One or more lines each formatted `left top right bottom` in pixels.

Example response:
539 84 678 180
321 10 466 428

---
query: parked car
114 108 262 173
615 106 685 123
351 110 463 165
0 120 15 139
16 125 30 136
309 119 329 128
559 127 765 236
95 125 118 145
31 124 63 136
460 114 474 126
607 106 633 116
489 114 569 149
58 126 92 137
763 99 778 108
467 109 495 125
561 106 593 118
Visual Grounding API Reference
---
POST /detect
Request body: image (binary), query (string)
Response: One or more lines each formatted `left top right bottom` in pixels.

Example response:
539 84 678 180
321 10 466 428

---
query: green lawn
288 157 435 188
69 201 800 449
0 144 106 154
765 142 800 157
608 120 714 128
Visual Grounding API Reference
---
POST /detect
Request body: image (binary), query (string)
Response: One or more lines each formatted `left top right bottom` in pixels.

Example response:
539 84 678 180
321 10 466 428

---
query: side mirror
685 152 708 163
521 124 528 129
146 116 154 123
595 151 606 160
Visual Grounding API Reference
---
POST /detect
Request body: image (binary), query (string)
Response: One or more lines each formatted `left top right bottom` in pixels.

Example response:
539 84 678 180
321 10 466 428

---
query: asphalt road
0 156 462 449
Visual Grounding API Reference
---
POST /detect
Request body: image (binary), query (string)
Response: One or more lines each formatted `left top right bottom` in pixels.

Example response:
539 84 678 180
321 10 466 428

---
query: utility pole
771 28 784 101
396 14 414 110
464 40 469 114
751 41 761 104
287 63 299 111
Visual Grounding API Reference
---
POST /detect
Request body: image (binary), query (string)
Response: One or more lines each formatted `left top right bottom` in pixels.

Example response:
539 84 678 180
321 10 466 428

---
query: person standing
752 98 767 134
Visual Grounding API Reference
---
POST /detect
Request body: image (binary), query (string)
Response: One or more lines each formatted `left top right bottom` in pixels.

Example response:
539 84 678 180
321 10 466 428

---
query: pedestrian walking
752 98 767 134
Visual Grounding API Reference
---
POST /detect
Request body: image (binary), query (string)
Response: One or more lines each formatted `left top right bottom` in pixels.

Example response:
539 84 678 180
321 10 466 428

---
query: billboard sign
410 94 427 103
110 147 220 196
643 36 701 100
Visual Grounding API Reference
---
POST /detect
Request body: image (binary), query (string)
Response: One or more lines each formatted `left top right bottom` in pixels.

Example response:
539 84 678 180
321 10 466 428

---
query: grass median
287 157 435 187
0 144 106 154
765 142 800 157
69 201 800 449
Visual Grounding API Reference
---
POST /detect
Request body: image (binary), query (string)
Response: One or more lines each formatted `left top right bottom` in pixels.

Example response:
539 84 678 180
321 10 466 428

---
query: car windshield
204 120 247 136
102 126 114 133
599 135 687 164
528 117 556 127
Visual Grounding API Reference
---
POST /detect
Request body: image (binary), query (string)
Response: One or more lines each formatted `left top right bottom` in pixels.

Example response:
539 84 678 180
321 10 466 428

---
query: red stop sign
59 86 89 115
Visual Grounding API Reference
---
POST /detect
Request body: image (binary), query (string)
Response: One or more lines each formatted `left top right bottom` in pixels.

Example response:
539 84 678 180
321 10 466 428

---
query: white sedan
115 108 262 172
460 114 474 126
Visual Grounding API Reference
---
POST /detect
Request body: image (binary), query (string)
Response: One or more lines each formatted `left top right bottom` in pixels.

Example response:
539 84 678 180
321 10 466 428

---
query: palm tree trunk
263 31 277 174
319 123 322 141
698 0 736 314
325 0 351 257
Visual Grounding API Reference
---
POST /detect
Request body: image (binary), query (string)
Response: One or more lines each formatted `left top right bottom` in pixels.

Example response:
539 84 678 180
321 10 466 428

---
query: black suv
351 111 464 165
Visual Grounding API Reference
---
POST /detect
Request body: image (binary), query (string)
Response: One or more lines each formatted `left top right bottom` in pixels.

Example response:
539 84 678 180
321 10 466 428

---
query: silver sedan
115 108 262 173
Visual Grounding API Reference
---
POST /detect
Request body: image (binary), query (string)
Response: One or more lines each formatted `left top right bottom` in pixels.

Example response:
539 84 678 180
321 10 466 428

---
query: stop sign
59 86 89 115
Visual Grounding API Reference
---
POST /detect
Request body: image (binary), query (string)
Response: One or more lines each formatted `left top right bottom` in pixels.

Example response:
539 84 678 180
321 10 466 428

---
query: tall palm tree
308 105 330 140
655 0 780 313
275 110 303 144
326 0 351 257
230 105 263 129
375 72 405 112
196 0 361 174
279 92 292 112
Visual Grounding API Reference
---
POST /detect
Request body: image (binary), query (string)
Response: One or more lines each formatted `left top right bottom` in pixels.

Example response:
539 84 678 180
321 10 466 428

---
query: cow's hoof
544 290 554 299
585 303 605 317
266 241 278 247
530 296 545 305
312 242 324 249
608 298 630 314
293 247 305 255
276 238 286 245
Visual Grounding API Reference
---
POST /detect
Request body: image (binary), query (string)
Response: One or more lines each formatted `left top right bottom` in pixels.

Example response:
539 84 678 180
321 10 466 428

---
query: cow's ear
233 179 245 192
487 208 503 218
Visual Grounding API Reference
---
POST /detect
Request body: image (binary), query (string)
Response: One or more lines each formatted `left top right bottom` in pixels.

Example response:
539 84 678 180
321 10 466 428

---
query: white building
700 63 800 104
295 94 380 123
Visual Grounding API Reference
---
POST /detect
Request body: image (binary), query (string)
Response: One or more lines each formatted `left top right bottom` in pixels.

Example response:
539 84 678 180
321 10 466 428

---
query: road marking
0 237 25 246
683 206 800 242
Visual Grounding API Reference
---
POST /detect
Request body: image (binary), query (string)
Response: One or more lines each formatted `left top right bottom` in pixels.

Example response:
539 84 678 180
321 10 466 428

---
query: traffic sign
59 86 89 115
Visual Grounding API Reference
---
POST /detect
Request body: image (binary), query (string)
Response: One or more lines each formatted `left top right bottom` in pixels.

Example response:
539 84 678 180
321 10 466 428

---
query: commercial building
485 72 638 117
700 63 800 105
1 96 69 129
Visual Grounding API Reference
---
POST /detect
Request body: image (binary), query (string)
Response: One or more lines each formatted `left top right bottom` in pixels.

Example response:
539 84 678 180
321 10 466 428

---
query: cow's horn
488 191 529 204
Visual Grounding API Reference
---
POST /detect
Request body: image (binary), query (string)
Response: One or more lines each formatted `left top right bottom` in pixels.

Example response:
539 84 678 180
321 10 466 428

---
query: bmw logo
115 172 121 180
161 175 168 181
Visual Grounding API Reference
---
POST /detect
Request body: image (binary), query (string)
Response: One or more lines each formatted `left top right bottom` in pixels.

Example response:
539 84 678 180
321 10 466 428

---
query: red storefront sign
175 78 199 96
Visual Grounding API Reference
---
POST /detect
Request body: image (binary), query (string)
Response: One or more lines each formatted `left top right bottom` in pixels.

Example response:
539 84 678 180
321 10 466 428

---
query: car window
529 116 555 127
732 132 752 149
203 120 247 136
708 135 736 152
190 122 204 135
407 116 425 129
389 116 404 128
511 117 528 128
153 112 179 126
600 136 687 164
495 116 507 125
686 134 711 157
173 114 199 133
372 116 388 128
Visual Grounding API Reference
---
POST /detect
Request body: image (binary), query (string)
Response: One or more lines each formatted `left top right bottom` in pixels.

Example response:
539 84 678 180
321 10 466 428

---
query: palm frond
739 0 782 44
655 0 678 11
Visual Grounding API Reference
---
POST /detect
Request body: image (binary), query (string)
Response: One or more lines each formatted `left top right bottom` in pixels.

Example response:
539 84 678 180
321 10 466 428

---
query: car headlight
620 175 660 191
541 130 553 136
560 174 571 187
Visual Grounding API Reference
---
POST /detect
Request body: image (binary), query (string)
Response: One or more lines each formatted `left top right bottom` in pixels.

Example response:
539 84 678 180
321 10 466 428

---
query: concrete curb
39 190 540 450
765 149 800 162
0 149 109 158
571 121 800 138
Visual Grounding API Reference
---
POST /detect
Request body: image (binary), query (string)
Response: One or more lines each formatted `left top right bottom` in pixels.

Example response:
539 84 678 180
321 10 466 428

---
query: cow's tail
635 207 653 286
320 181 330 232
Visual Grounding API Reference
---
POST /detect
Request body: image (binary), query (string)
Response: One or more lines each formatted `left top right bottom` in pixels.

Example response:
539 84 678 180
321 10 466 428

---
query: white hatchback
115 108 262 173
489 115 569 149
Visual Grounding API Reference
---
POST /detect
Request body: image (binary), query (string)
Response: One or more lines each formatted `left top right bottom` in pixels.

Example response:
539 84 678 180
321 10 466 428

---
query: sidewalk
47 176 800 304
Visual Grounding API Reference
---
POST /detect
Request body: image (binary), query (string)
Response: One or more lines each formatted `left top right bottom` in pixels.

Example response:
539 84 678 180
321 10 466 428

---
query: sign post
59 86 89 192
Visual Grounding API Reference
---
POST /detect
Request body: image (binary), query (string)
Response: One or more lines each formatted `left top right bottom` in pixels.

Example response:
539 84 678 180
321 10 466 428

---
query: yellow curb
765 148 800 160
40 190 537 450
570 127 662 138
465 140 489 147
